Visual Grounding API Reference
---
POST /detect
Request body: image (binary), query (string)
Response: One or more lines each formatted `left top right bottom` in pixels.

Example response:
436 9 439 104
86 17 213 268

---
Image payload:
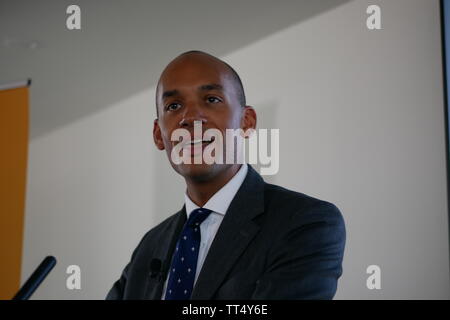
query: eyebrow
162 89 179 100
199 83 223 92
162 83 224 100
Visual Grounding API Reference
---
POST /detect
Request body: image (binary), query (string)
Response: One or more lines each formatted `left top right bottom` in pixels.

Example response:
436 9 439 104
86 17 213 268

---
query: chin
175 162 218 182
175 163 214 181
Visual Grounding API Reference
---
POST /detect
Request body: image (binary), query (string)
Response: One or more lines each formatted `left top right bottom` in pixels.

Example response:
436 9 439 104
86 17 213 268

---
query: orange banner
0 86 29 299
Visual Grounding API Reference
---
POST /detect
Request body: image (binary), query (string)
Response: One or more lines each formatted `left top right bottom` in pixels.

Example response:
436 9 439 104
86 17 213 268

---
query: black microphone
150 258 169 282
150 259 162 279
12 256 57 300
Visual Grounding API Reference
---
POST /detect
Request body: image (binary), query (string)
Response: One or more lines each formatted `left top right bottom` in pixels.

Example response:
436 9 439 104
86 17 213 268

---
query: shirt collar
184 163 248 218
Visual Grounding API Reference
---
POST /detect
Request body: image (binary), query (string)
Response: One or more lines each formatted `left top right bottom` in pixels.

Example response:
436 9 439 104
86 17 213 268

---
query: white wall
227 0 450 299
20 0 449 299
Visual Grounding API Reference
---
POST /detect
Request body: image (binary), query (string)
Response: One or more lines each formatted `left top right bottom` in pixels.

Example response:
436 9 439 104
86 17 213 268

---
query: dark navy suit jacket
106 165 346 300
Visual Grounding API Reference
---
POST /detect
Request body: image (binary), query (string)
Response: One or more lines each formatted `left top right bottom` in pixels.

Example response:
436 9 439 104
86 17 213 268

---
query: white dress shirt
161 163 248 299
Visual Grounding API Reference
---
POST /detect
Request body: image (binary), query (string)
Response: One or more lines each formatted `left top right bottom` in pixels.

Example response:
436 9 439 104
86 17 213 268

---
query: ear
153 119 165 150
241 105 257 137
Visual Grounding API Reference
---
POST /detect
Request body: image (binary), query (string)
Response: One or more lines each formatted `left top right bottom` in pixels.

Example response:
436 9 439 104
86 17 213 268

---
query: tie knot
187 208 212 227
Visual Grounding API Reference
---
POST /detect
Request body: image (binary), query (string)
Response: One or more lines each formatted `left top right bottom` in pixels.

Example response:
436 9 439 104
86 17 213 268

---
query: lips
179 136 215 149
174 136 214 158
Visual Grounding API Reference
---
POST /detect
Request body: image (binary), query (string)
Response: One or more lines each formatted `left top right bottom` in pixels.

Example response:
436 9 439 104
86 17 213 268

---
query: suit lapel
145 206 187 300
191 165 265 299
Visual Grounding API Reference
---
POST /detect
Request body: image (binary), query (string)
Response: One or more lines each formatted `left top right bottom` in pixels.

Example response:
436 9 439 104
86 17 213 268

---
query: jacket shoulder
263 182 344 226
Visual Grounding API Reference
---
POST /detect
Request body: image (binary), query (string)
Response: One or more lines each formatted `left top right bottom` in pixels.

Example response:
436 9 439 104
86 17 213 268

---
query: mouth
179 136 215 149
176 136 216 158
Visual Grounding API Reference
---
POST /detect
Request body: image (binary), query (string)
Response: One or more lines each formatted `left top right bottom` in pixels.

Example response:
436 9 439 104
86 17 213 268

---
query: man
106 50 346 300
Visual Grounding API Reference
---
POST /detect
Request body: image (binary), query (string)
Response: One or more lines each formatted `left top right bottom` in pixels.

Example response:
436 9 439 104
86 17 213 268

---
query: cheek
157 127 172 150
162 132 173 149
229 110 243 128
220 107 242 127
158 120 172 142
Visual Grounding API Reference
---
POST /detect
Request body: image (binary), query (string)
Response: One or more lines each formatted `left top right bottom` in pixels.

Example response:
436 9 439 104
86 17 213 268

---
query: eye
207 96 222 103
166 103 181 111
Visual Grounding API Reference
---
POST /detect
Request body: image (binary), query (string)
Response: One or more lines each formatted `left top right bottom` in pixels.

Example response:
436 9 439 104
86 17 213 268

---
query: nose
178 102 207 128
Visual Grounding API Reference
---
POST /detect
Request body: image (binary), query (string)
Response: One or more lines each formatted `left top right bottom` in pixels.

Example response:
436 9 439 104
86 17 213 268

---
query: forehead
157 54 234 96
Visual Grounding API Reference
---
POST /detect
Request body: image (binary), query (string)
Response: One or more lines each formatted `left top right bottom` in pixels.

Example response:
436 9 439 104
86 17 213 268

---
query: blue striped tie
165 208 212 300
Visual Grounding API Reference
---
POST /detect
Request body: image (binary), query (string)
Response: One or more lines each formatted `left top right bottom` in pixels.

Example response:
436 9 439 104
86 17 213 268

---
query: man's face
153 53 255 182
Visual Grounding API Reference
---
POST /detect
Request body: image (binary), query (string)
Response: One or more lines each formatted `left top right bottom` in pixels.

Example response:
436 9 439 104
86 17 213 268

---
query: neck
185 164 242 207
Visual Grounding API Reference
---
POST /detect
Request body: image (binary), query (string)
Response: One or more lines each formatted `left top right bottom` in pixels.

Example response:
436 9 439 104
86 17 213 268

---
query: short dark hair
156 50 246 117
